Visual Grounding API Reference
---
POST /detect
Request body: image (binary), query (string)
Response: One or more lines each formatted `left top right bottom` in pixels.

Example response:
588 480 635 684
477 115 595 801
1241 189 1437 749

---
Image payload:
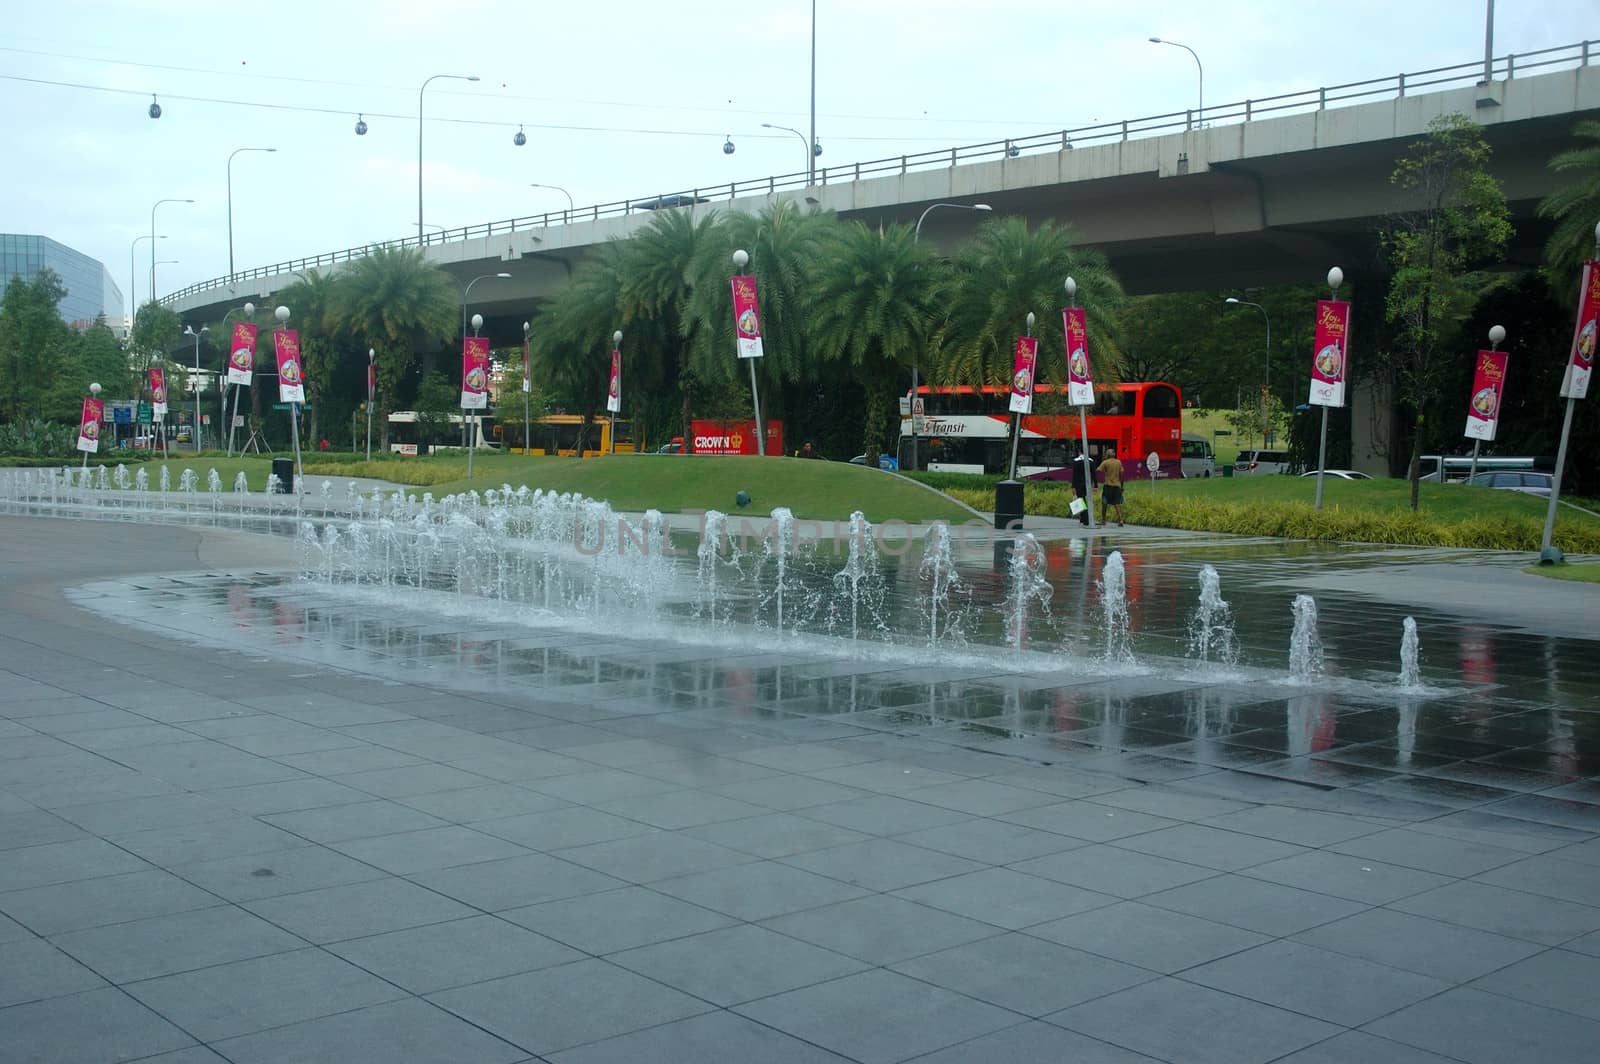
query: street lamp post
529 184 575 221
1066 276 1094 531
1008 312 1035 483
1313 267 1344 512
227 147 276 281
183 325 209 452
150 198 193 301
1225 296 1272 446
732 249 766 456
83 383 101 470
760 123 819 181
220 302 256 457
809 0 817 188
522 321 532 458
419 73 480 243
1149 37 1204 127
276 305 303 495
129 234 165 330
467 313 485 479
459 273 508 455
1468 324 1506 483
911 203 993 471
610 330 622 455
150 260 179 304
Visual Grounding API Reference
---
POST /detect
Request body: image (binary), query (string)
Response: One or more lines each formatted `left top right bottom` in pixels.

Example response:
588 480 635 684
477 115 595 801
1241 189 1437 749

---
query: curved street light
227 148 276 280
909 203 991 472
419 73 480 243
150 197 193 302
129 234 165 329
530 183 575 222
761 123 821 184
150 259 179 303
460 272 512 339
183 324 209 452
1149 36 1204 127
1225 296 1272 448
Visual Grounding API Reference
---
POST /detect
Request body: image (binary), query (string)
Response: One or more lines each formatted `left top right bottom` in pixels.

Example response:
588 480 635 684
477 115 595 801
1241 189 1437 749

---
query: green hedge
945 486 1600 553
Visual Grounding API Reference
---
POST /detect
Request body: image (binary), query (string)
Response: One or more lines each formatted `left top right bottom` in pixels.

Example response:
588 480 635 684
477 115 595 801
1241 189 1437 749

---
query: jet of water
1288 594 1324 681
1099 550 1133 663
1398 616 1422 689
918 521 962 647
1188 565 1239 667
1004 533 1052 653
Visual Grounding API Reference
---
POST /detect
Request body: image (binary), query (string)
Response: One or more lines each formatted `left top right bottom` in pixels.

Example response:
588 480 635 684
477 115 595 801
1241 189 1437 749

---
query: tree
127 301 181 378
0 269 74 422
934 216 1124 389
683 202 835 446
275 269 343 445
412 371 458 452
1538 119 1600 282
328 248 457 449
530 241 628 455
806 221 940 467
621 209 718 451
1382 113 1512 510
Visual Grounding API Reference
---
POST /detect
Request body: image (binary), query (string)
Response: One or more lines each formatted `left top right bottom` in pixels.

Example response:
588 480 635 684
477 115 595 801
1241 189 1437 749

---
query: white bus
1417 454 1538 483
387 411 498 455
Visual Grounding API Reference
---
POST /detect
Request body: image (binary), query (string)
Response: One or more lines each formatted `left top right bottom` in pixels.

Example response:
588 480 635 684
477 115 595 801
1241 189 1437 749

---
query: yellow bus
502 415 635 457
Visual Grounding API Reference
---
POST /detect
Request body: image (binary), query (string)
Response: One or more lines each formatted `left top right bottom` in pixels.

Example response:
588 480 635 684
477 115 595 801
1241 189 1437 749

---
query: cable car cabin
898 381 1183 480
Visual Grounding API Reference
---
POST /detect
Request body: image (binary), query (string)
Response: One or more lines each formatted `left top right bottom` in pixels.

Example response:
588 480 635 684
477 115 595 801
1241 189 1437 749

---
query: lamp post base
1538 546 1565 566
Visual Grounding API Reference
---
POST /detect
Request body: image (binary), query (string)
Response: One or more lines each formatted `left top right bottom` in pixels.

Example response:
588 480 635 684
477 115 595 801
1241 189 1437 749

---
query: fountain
696 510 729 623
764 507 796 631
918 521 962 647
1188 564 1239 667
1003 533 1051 653
1288 594 1324 682
159 466 171 494
832 511 883 640
113 464 131 492
1099 549 1133 664
1398 616 1422 689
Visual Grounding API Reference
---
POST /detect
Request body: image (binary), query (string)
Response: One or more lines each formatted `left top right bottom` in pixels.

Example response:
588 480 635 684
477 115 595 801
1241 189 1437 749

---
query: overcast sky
3 0 1589 312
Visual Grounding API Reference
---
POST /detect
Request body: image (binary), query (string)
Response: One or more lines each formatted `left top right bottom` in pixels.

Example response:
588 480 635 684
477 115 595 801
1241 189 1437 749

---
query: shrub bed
299 459 468 486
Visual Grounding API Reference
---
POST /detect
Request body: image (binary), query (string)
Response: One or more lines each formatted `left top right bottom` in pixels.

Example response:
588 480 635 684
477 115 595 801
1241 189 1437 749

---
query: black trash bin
271 457 295 494
993 479 1024 532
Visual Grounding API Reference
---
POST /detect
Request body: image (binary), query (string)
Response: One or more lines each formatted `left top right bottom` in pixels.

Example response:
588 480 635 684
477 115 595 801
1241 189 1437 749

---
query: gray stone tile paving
5 517 1600 1060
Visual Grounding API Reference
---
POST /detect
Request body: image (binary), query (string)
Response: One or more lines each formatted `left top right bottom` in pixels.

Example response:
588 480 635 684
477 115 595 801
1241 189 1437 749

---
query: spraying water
1398 616 1422 689
832 511 882 640
113 464 131 492
1099 550 1133 664
918 521 961 647
766 507 796 631
159 466 171 494
1288 594 1324 681
697 510 728 623
1003 534 1051 653
1188 565 1239 667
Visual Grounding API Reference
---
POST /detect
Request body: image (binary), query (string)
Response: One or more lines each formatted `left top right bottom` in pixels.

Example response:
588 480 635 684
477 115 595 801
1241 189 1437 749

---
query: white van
1234 449 1291 475
1180 434 1216 478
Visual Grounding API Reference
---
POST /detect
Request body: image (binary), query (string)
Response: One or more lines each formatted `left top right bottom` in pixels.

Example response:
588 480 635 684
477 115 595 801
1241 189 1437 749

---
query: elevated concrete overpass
165 42 1599 341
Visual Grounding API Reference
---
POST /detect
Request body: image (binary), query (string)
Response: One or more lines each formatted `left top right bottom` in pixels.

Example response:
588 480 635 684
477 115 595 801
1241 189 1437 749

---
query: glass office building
0 234 124 331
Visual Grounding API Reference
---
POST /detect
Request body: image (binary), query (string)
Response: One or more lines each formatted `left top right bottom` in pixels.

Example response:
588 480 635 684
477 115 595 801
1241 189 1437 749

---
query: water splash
113 464 132 492
1288 594 1324 682
1398 616 1422 689
832 511 883 640
1099 550 1133 664
1188 565 1239 667
918 521 962 647
697 510 728 623
1003 533 1051 653
159 466 171 494
765 507 795 631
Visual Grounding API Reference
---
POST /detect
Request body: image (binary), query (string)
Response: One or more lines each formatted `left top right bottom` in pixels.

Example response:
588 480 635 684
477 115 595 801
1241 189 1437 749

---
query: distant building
0 234 124 332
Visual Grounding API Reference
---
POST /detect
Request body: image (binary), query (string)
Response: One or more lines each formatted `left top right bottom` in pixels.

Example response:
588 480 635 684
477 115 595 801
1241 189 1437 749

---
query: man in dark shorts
1097 452 1125 525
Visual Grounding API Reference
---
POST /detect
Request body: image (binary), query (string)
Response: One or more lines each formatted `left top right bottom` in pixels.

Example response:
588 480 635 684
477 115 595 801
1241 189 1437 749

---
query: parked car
1180 434 1216 479
1464 470 1553 497
655 440 684 454
850 454 899 471
1234 449 1290 475
1299 469 1372 480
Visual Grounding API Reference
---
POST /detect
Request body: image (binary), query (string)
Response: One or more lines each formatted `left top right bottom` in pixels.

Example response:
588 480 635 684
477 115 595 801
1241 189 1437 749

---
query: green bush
0 420 77 458
946 485 1600 552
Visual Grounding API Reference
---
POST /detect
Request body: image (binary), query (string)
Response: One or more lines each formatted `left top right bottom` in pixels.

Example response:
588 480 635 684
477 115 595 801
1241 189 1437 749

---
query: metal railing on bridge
164 40 1597 306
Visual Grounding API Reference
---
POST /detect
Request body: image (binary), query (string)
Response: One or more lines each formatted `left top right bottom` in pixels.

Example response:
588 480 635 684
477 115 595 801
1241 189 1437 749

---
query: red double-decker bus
898 381 1184 480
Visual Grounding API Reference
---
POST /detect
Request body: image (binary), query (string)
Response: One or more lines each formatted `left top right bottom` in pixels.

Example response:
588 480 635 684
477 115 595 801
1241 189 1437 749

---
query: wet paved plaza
1 514 1598 1063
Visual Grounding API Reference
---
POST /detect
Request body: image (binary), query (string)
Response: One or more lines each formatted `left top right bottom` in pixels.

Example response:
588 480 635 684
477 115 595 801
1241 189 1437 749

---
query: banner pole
290 403 303 497
1313 406 1330 512
1313 267 1344 513
1539 395 1576 559
1078 407 1094 530
1467 439 1482 483
748 359 765 457
226 384 239 458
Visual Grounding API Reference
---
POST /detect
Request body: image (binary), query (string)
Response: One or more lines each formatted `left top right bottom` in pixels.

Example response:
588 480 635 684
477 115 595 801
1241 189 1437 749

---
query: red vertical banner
521 337 531 394
77 397 103 453
461 337 489 409
731 276 764 359
273 329 305 403
366 359 376 402
148 367 168 417
1563 259 1598 400
1010 336 1038 414
1464 349 1510 441
228 322 257 387
606 347 621 413
1308 299 1352 408
1062 307 1094 407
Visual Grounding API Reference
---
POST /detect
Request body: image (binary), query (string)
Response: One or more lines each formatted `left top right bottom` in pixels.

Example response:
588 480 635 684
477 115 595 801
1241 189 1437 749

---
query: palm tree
276 268 342 443
806 221 941 466
933 216 1124 390
328 247 457 448
1538 119 1600 282
530 240 627 455
683 202 836 446
620 209 719 449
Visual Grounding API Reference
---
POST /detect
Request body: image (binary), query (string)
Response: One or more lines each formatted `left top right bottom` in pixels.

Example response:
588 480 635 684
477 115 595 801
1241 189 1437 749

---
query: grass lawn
1524 562 1600 583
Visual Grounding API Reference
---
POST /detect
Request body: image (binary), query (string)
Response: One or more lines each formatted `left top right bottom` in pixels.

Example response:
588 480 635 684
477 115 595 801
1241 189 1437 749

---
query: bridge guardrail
164 40 1596 306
